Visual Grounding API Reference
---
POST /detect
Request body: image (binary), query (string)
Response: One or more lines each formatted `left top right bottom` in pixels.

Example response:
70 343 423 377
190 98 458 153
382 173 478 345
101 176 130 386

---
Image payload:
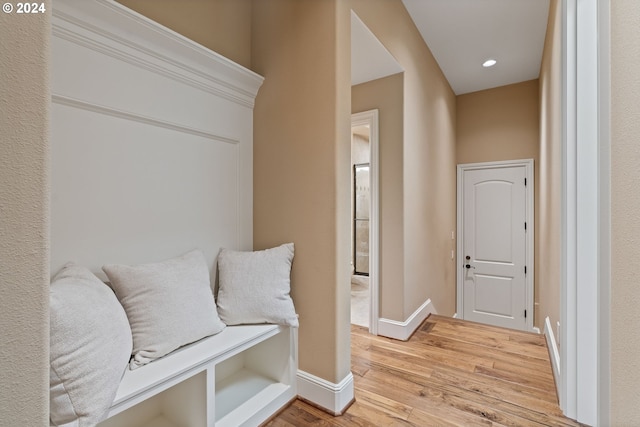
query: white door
458 161 533 331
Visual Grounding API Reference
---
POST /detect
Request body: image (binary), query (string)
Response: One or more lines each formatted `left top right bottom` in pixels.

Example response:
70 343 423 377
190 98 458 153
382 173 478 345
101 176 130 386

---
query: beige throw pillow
49 264 132 427
217 243 298 327
103 250 225 369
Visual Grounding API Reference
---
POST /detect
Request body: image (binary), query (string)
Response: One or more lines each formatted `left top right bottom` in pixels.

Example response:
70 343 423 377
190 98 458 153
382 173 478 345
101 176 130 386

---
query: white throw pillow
49 264 132 427
103 249 225 369
217 243 298 327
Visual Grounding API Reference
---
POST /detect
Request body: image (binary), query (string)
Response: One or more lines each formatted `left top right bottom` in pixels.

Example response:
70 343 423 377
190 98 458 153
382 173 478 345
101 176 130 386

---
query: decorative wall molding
544 316 561 396
50 0 256 274
297 370 354 416
52 94 238 145
377 298 435 341
52 0 263 109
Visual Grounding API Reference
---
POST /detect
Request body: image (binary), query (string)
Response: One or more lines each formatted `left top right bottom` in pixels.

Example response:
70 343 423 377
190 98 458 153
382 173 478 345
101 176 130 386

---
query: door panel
474 274 513 317
462 165 527 330
474 181 513 263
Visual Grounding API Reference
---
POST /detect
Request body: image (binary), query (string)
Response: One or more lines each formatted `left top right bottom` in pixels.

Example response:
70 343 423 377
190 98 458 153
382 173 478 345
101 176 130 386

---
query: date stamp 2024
2 2 46 14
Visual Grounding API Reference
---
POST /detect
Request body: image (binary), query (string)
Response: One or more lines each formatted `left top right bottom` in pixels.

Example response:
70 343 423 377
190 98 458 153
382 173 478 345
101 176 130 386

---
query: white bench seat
99 324 297 427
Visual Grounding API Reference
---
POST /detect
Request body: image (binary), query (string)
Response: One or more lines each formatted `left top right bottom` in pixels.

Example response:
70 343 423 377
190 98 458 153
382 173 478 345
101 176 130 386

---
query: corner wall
251 0 352 393
611 0 640 423
538 0 562 340
0 4 51 425
351 0 457 321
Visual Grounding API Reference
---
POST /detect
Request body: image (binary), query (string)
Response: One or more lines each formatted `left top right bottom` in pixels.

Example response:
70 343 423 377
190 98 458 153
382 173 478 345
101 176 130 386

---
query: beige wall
352 73 405 320
251 0 352 385
456 79 541 325
116 0 252 69
252 0 456 384
456 80 540 165
611 0 640 423
0 4 51 425
4 0 640 423
351 0 457 319
538 0 562 339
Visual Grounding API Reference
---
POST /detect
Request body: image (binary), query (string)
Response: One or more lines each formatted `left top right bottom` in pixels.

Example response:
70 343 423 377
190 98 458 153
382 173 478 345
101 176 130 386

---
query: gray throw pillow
103 249 225 369
50 264 132 427
217 243 298 327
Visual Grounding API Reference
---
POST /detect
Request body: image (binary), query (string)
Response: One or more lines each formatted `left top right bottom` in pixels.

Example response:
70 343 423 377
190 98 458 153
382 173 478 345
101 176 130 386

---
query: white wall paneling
51 0 263 277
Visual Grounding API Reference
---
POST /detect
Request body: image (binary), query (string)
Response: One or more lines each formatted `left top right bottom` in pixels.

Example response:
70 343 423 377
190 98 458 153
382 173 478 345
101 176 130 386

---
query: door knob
465 264 475 269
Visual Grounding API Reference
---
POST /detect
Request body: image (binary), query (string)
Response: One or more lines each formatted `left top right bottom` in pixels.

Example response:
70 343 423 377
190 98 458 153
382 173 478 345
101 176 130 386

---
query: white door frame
456 159 535 332
561 0 610 424
351 109 379 335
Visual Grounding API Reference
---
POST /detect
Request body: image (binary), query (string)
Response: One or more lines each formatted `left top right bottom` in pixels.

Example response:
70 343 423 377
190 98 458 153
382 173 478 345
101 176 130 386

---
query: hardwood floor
266 315 584 427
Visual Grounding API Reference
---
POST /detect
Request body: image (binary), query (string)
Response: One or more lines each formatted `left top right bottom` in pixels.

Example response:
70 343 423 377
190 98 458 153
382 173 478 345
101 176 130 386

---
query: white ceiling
351 1 551 95
402 0 550 95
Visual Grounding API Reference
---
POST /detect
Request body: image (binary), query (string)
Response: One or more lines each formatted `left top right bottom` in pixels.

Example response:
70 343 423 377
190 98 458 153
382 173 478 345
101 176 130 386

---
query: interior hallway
267 315 583 426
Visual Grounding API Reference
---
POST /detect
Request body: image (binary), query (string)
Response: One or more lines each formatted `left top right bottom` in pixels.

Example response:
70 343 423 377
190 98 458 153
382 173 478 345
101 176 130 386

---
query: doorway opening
350 110 379 333
350 10 402 335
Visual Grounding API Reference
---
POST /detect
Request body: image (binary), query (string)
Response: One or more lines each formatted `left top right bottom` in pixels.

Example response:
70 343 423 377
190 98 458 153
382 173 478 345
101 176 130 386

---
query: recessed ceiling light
483 59 497 68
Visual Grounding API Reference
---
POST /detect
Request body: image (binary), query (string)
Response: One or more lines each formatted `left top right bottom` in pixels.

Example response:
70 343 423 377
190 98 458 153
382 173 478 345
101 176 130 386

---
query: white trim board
52 0 263 108
52 95 239 145
456 159 535 332
561 0 609 424
377 299 434 341
544 316 561 396
296 371 354 416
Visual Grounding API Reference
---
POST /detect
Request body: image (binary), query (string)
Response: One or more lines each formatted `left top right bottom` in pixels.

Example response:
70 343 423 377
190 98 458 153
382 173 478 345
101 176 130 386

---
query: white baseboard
452 312 458 319
297 370 354 415
377 298 434 341
544 316 561 395
532 326 541 334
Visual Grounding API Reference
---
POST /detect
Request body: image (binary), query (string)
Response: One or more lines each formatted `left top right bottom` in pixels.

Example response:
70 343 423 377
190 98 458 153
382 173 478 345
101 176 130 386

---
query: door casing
457 159 535 332
351 109 379 335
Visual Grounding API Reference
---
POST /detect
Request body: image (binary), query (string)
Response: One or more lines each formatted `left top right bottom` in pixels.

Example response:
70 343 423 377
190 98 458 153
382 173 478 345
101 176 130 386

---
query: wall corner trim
377 298 435 341
544 316 561 396
297 370 354 416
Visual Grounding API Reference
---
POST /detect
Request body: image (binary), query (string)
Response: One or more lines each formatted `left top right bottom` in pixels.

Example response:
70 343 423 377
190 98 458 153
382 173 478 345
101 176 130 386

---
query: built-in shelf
215 368 291 427
98 325 297 427
215 369 277 421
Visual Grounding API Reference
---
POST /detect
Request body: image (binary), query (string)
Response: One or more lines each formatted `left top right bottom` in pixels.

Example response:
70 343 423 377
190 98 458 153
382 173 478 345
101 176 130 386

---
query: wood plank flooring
266 314 584 427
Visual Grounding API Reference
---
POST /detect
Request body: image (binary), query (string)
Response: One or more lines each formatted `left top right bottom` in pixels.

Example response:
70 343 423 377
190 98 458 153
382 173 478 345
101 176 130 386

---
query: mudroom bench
50 0 298 425
98 324 297 427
